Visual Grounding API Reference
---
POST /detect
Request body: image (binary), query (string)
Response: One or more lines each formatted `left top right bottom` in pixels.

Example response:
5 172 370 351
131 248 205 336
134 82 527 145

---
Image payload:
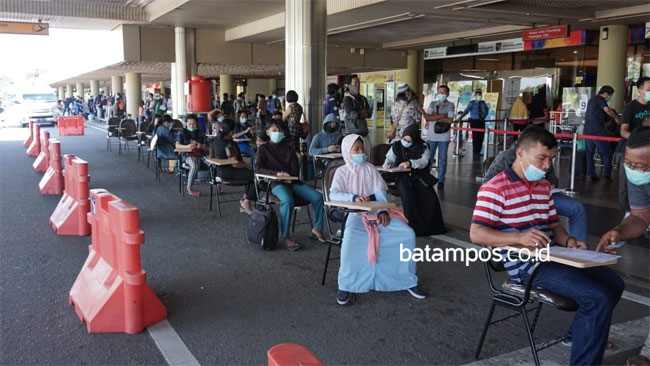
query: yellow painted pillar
596 25 627 111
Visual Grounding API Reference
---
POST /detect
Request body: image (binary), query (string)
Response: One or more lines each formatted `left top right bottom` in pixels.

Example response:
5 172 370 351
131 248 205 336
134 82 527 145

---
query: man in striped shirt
470 127 624 366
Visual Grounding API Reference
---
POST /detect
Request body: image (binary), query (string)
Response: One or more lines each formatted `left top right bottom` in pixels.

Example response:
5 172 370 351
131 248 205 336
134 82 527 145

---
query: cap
397 83 410 94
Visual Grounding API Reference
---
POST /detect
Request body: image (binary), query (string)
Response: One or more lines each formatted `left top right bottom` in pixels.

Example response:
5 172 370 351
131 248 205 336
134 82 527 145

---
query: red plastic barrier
23 121 34 147
38 139 64 195
57 115 85 136
33 130 51 172
26 124 41 157
267 344 323 366
69 189 167 333
50 155 91 236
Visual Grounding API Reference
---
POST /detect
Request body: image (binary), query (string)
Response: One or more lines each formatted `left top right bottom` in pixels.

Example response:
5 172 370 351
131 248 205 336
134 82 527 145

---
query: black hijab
392 124 427 165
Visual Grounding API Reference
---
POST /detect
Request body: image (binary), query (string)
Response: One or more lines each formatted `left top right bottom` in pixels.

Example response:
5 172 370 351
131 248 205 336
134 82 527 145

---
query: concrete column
285 0 327 136
174 27 188 118
404 51 420 95
269 79 277 95
90 80 99 99
58 86 65 101
66 84 73 98
125 72 141 120
76 82 84 99
111 76 123 96
596 25 627 111
220 74 234 99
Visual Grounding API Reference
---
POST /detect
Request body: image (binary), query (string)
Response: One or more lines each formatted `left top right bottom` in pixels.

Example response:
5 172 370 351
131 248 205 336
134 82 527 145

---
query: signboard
424 39 522 60
0 21 49 35
522 25 568 42
423 47 447 60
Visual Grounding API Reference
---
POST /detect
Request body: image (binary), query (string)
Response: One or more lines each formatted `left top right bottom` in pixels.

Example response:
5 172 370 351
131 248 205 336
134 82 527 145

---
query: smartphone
607 241 625 249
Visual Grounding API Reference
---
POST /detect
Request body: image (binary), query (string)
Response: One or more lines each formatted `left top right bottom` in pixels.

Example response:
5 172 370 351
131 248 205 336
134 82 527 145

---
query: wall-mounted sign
423 47 447 60
0 21 49 35
522 25 569 42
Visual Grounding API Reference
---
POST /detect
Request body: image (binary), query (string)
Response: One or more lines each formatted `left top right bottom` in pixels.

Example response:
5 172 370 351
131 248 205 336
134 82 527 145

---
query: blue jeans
271 183 324 238
239 144 256 168
586 139 612 178
428 140 449 183
520 263 624 365
552 193 587 242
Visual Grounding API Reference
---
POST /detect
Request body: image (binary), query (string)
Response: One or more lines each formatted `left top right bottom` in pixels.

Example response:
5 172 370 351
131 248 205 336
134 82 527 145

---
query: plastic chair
106 117 120 151
204 157 249 216
369 143 400 197
254 174 313 234
320 162 352 286
137 121 151 163
474 248 578 366
118 119 138 155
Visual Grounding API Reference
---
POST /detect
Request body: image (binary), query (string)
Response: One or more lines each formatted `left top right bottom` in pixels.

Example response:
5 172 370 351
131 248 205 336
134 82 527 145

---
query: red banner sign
522 25 569 41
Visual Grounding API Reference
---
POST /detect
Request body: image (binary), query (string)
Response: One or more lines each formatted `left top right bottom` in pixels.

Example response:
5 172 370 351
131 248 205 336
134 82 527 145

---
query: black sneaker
336 290 350 305
407 286 426 299
590 176 600 182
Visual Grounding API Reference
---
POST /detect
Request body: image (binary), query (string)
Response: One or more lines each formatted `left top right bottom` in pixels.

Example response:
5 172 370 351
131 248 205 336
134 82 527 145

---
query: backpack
247 204 278 250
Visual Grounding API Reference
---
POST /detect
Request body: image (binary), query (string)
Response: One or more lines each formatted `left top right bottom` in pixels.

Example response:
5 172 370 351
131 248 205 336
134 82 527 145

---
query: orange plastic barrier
69 189 167 333
267 344 323 366
50 155 91 236
33 130 51 172
57 115 85 136
23 121 34 147
26 124 41 157
38 139 64 195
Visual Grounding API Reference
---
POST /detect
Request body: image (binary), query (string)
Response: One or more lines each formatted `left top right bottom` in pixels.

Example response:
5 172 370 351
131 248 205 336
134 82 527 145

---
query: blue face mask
240 118 247 124
270 131 284 143
437 94 447 102
625 165 650 186
475 96 482 102
642 90 650 103
401 139 412 148
186 127 197 132
217 116 224 123
520 154 546 182
350 154 367 165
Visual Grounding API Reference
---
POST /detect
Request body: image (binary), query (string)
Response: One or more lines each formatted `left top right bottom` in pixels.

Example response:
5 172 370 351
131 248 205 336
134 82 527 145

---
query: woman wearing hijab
212 118 257 214
330 134 425 306
383 124 447 237
388 83 422 144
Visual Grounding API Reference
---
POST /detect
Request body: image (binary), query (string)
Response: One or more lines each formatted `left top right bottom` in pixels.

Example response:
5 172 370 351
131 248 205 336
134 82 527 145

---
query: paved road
0 125 647 365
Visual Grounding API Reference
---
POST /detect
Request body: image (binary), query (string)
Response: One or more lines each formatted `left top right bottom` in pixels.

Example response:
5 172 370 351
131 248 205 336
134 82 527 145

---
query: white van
17 91 59 128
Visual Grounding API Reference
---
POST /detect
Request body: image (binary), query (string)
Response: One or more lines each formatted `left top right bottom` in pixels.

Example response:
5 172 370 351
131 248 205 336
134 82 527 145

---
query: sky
0 28 115 88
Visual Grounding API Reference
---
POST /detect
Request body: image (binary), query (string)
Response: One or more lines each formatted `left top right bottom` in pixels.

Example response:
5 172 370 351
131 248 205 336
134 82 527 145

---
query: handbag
385 104 405 141
433 105 451 134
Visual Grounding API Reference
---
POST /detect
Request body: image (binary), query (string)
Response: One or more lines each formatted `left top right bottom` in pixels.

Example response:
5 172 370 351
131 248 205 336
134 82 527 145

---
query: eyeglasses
624 161 650 173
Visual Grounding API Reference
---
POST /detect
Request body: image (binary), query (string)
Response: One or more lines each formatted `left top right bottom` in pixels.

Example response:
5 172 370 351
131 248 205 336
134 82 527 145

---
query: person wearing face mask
457 89 489 159
584 85 621 182
330 134 425 306
208 107 225 135
212 118 257 214
176 114 209 197
233 111 256 167
383 124 446 237
471 127 624 366
615 77 650 215
343 75 373 151
423 85 456 185
309 113 343 170
596 126 650 366
254 119 325 251
387 83 422 144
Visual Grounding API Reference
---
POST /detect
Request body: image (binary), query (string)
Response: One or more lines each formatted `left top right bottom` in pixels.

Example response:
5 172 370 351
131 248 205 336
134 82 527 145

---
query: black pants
469 119 485 156
217 166 257 201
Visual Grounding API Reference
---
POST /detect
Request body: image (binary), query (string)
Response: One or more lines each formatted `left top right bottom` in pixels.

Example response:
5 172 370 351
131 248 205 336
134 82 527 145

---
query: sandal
281 238 301 251
188 190 200 197
605 341 616 351
239 199 253 215
310 230 326 243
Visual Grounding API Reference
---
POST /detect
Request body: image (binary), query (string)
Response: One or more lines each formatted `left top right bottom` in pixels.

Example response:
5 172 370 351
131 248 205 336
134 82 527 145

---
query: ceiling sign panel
522 25 569 42
0 21 49 36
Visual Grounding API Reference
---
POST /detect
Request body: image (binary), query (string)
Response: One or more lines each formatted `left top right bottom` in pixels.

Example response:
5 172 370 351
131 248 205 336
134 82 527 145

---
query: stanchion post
566 132 578 195
482 125 489 163
454 124 461 156
503 118 508 152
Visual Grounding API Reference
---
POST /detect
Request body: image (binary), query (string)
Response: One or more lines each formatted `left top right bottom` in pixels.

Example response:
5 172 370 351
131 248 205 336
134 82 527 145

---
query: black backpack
247 204 278 250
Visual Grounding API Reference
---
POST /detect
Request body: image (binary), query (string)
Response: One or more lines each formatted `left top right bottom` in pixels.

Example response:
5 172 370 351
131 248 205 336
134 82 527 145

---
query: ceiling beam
0 0 148 22
145 0 191 22
382 24 529 49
